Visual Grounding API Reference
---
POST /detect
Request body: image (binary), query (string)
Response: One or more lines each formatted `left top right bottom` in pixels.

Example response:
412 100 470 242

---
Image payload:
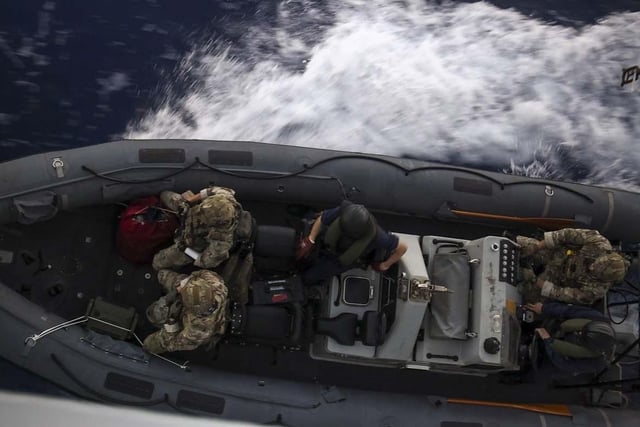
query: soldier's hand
529 240 545 254
535 328 550 340
295 237 315 260
168 300 182 320
142 333 164 354
181 190 195 199
372 262 388 272
183 191 202 205
524 302 543 314
521 239 545 257
146 299 169 327
535 278 545 289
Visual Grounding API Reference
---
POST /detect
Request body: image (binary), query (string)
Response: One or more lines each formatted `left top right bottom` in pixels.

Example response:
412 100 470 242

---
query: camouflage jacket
539 228 616 305
143 270 228 354
179 187 242 268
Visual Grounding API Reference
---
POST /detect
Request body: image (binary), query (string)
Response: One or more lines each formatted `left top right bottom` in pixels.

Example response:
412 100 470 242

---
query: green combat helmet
590 253 629 282
198 194 238 232
181 271 224 315
581 320 617 359
340 203 375 239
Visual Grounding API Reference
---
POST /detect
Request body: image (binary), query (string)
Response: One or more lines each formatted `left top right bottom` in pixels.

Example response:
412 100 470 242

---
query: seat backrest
243 305 292 339
229 302 304 345
253 225 297 275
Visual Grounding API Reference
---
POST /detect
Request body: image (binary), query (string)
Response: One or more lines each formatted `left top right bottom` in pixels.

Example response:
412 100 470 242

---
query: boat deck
0 201 638 407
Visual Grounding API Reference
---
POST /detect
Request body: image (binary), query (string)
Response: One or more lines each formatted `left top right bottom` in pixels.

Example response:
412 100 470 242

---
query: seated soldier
515 228 628 305
144 269 228 354
152 186 242 270
296 201 407 285
525 301 617 375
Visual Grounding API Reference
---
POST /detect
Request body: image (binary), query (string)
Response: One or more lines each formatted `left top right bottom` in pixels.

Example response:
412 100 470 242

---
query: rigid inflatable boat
0 139 638 426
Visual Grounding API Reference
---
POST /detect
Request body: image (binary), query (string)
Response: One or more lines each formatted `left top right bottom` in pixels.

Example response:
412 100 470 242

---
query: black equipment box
85 297 138 340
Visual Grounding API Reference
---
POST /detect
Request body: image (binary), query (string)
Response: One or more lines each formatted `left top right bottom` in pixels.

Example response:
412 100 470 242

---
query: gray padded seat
427 252 471 340
253 225 296 274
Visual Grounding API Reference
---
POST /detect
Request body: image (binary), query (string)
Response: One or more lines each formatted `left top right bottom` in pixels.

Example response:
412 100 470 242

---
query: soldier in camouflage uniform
152 186 242 270
515 228 628 305
143 269 228 354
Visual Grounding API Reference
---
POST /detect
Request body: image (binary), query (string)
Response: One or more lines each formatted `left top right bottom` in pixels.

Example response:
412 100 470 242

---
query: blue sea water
2 1 640 190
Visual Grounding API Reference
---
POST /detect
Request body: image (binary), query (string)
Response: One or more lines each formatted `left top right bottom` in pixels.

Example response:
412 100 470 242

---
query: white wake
127 0 640 189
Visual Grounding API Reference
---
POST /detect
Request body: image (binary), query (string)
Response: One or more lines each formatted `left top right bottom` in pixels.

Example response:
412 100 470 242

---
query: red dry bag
116 196 179 264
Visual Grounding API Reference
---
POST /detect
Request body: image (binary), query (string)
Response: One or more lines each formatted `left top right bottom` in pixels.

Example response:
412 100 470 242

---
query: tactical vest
222 210 256 305
323 217 377 266
551 230 614 283
543 248 589 286
551 318 601 359
180 194 241 250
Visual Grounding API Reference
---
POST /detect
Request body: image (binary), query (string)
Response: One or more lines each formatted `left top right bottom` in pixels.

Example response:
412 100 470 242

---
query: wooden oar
450 209 578 230
447 397 572 417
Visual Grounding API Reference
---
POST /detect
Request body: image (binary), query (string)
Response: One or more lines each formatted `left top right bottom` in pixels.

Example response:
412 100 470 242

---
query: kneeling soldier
515 228 628 305
143 269 228 354
152 186 242 270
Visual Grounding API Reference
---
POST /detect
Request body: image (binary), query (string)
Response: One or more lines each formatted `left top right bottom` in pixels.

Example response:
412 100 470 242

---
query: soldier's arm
541 301 608 321
540 279 605 305
375 237 408 271
307 214 323 243
195 239 233 268
157 270 189 291
543 228 610 250
184 186 237 204
543 229 585 249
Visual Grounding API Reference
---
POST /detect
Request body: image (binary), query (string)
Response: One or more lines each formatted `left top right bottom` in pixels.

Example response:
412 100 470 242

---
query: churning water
127 1 640 190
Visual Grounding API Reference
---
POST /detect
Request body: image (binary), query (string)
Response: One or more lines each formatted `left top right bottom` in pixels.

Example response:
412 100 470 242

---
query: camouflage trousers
143 269 228 354
151 192 190 270
143 307 225 354
152 239 235 270
152 243 193 270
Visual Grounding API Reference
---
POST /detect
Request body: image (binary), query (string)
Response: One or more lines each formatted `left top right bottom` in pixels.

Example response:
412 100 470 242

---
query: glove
296 237 315 260
168 300 183 321
146 299 170 327
143 333 164 354
521 240 543 258
165 288 178 304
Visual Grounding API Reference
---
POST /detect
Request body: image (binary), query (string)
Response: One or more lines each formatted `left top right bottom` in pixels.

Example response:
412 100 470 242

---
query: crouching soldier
152 186 242 270
514 228 628 305
296 201 407 285
524 301 617 375
143 269 228 354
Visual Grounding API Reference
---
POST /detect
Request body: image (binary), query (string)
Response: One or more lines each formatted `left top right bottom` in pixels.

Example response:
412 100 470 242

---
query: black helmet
340 203 374 239
581 320 616 358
